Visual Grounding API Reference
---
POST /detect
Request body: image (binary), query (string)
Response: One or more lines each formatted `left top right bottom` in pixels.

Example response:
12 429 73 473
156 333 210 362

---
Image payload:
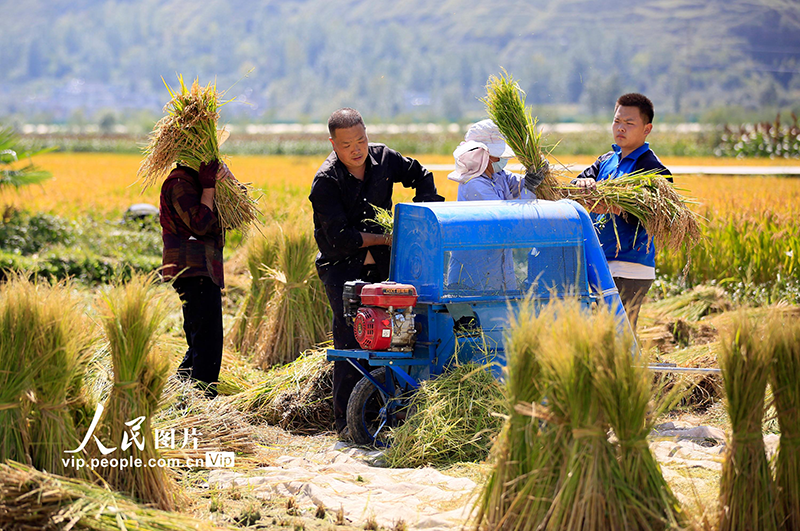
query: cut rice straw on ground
232 347 334 434
96 272 185 511
557 169 702 255
0 461 231 531
648 284 732 322
769 311 800 531
137 74 261 231
386 363 503 468
717 311 778 531
482 69 560 200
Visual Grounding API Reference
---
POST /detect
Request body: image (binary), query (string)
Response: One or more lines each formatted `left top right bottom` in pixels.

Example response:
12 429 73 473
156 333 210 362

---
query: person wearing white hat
448 119 531 201
445 120 532 293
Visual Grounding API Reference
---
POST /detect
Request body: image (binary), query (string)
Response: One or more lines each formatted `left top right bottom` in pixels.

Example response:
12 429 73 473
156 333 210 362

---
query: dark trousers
613 277 653 332
173 276 223 392
324 265 383 433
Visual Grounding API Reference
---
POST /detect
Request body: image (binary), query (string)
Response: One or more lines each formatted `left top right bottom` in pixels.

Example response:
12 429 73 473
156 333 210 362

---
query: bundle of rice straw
234 347 334 434
477 298 686 531
475 297 553 529
557 169 702 254
254 219 331 368
227 220 283 354
716 312 778 531
96 272 185 511
769 312 800 531
137 74 261 231
0 462 227 531
0 274 94 477
592 311 686 530
386 363 503 468
482 69 560 200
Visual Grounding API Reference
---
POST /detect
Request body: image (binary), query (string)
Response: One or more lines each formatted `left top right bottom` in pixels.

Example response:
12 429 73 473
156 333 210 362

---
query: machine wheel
347 367 393 446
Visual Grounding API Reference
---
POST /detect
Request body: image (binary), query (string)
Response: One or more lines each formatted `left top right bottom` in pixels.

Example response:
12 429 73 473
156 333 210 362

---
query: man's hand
360 232 392 248
198 160 220 189
593 201 622 216
217 162 234 182
573 177 597 189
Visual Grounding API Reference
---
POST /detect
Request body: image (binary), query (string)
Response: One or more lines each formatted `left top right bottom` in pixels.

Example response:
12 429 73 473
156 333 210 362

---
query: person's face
612 105 652 154
330 124 369 172
484 155 499 176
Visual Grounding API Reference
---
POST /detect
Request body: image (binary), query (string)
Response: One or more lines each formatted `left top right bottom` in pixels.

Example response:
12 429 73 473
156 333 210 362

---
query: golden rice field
2 153 799 219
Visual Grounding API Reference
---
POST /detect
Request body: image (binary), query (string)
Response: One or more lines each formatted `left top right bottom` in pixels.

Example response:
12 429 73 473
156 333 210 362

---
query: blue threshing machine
327 199 628 444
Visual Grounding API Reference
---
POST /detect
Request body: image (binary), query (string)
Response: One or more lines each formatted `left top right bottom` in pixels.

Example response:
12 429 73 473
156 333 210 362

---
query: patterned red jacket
159 165 224 287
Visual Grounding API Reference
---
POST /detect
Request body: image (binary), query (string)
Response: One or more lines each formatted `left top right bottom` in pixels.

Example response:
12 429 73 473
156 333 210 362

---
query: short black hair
328 108 365 137
616 93 654 124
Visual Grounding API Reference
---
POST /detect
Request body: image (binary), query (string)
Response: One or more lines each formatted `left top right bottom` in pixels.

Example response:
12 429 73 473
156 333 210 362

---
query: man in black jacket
309 107 443 436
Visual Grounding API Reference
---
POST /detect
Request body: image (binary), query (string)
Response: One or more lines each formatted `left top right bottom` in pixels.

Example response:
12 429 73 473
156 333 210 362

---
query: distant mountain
1 0 798 123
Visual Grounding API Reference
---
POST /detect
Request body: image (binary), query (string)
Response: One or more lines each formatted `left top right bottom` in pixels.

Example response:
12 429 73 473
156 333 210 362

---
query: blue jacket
576 143 671 267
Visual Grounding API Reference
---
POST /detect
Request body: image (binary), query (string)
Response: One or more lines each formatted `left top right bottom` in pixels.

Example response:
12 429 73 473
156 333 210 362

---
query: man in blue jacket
573 93 671 330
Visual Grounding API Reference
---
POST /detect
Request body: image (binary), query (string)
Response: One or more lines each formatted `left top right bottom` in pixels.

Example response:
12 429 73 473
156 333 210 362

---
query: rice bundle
137 74 261 231
386 363 504 468
234 347 334 434
0 462 227 531
0 277 40 464
482 70 560 200
716 312 778 531
96 272 184 511
557 169 702 254
477 298 686 531
592 311 686 530
254 220 331 368
227 220 284 354
0 275 94 477
475 297 554 529
770 313 800 531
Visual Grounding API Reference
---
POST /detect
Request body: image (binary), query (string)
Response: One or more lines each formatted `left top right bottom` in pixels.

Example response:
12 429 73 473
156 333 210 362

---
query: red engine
351 282 418 351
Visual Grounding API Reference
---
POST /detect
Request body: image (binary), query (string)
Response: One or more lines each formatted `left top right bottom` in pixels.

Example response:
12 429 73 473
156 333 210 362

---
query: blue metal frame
327 199 629 429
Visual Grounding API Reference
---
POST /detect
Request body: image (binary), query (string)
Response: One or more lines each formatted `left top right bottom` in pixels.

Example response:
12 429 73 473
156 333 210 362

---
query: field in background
4 152 799 217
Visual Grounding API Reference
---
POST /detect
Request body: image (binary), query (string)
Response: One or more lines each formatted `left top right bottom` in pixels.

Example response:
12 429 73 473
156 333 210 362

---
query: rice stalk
137 74 261 231
591 306 686 530
25 280 95 478
232 347 334 434
370 203 394 235
254 220 331 368
557 169 703 255
475 297 554 530
648 285 732 322
717 311 778 531
96 272 185 511
386 363 504 468
227 220 284 354
0 274 95 477
153 389 257 466
533 299 627 531
0 461 231 531
482 69 560 200
770 312 800 531
0 276 41 465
